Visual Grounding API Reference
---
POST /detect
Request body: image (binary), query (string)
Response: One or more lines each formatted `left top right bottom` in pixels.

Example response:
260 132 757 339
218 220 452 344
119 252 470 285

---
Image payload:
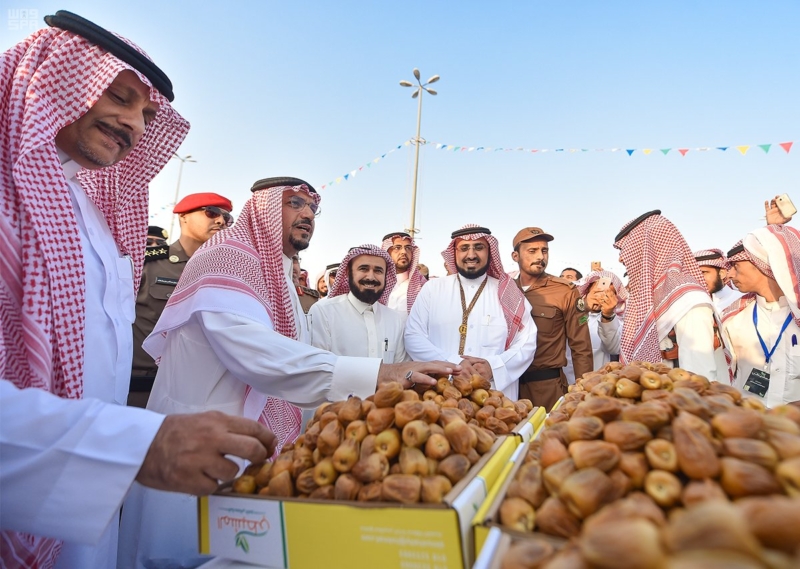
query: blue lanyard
752 303 793 364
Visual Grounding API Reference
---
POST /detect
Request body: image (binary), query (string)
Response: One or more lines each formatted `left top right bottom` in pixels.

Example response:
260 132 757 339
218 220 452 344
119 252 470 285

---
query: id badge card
743 368 770 398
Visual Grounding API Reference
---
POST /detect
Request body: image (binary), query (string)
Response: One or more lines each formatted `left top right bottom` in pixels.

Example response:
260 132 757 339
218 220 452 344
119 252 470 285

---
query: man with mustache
130 192 233 407
1 11 275 569
512 227 593 411
405 225 537 400
382 231 428 313
309 245 408 362
120 179 458 568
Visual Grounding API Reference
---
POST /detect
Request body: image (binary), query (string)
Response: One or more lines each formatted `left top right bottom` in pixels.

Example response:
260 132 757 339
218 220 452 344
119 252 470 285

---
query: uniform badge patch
579 314 589 326
169 255 180 263
155 276 179 286
576 298 586 312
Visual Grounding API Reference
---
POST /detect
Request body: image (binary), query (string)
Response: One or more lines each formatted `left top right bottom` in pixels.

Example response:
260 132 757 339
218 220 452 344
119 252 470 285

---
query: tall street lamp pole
169 152 196 238
399 68 439 237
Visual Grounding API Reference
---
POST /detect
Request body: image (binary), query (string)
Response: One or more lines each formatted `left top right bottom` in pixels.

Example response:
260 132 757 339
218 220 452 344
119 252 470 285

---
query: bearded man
405 225 537 400
309 245 408 362
119 179 457 569
382 231 427 313
693 248 744 314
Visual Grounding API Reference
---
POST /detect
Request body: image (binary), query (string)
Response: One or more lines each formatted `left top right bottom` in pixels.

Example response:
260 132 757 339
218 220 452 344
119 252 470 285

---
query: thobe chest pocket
116 257 136 323
530 304 558 335
480 319 507 350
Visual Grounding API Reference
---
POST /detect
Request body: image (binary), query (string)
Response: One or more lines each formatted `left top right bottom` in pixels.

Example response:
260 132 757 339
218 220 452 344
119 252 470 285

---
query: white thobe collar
756 294 788 312
282 254 293 278
395 271 410 284
347 292 375 314
57 147 82 180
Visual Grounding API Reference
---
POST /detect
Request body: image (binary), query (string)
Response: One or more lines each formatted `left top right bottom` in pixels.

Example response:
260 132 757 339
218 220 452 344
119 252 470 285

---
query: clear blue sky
4 1 798 279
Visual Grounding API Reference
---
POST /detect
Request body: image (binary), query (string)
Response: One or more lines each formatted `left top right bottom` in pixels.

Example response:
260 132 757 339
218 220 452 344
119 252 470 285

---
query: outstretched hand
136 411 277 495
378 360 461 389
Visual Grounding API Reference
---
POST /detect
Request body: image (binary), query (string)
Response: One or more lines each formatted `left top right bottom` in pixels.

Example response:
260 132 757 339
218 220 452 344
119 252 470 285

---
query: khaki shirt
132 241 189 375
516 273 594 378
297 286 320 314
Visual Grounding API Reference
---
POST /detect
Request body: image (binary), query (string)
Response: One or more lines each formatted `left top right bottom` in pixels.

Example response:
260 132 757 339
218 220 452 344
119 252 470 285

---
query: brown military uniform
516 274 593 412
296 285 320 313
129 240 190 407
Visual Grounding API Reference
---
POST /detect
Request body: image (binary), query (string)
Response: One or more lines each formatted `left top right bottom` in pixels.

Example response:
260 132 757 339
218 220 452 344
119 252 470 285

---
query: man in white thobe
382 231 427 313
721 226 800 408
405 225 537 400
119 179 458 569
310 245 409 362
1 12 275 569
614 210 730 381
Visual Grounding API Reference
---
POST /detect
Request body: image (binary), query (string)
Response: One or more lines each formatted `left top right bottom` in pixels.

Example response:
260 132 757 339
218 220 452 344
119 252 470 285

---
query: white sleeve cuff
487 355 512 391
329 357 381 401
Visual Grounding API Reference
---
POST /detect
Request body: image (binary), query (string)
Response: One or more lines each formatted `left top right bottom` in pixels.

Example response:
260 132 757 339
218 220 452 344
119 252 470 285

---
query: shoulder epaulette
298 286 320 298
144 245 169 263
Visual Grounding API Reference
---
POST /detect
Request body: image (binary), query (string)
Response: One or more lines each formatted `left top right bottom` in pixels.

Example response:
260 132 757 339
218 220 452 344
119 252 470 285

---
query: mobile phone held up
595 277 612 292
775 194 797 219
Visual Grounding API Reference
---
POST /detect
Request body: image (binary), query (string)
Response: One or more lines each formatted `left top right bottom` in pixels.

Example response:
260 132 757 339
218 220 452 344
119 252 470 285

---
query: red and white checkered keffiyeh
722 225 800 327
381 232 427 312
0 28 188 568
613 213 715 364
441 224 527 349
693 248 730 271
328 245 397 305
145 185 321 455
576 270 629 318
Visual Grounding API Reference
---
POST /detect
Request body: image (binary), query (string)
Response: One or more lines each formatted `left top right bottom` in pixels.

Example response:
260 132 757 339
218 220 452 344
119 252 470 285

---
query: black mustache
292 218 312 227
96 120 131 148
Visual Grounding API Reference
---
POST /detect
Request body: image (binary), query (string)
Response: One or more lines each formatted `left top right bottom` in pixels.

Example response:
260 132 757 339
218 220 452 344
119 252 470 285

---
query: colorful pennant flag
314 139 795 190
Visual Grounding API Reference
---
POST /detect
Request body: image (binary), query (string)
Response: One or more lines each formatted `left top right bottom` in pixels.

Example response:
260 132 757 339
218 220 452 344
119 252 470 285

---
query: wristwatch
601 313 616 322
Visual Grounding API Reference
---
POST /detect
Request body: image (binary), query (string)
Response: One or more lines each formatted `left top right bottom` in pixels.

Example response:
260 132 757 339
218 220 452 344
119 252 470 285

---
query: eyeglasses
199 206 234 227
390 245 414 253
285 195 321 217
456 243 486 253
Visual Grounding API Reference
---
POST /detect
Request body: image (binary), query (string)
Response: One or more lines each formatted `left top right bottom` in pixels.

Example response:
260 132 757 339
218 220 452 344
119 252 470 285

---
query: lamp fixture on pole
399 68 439 237
169 152 197 237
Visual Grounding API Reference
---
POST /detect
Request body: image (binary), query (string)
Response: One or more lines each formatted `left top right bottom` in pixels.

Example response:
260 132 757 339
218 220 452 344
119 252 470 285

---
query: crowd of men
1 10 798 569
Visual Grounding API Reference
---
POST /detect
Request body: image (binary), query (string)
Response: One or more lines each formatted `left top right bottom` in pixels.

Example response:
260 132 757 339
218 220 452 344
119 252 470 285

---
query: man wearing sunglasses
130 192 234 407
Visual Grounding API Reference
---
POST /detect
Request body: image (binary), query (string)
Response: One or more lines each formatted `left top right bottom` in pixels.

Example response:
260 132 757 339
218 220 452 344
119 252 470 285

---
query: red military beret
173 192 233 214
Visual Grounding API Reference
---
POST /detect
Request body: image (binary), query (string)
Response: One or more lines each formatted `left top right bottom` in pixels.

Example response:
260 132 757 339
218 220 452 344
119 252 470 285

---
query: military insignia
576 298 586 312
144 246 169 262
579 314 589 326
155 276 179 286
169 255 180 263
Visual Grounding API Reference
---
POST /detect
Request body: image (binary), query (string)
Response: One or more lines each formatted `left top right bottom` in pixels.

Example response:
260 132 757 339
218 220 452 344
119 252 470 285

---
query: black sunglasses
194 206 234 227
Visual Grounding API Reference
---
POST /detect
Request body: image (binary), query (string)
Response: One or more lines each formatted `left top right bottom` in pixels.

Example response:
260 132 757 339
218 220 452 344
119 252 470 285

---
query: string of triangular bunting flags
318 141 411 190
316 139 794 190
431 141 794 156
